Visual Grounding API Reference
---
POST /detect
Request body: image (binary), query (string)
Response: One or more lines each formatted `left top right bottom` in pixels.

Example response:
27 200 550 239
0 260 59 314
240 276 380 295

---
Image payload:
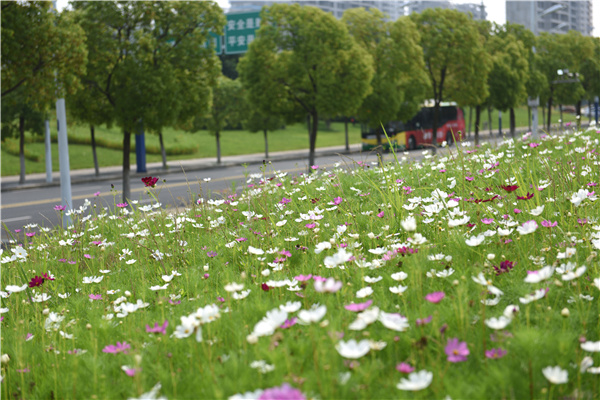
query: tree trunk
216 131 221 164
344 117 349 151
559 104 563 133
468 107 473 138
263 129 269 159
159 131 167 169
474 105 481 146
308 112 318 171
432 102 440 154
542 106 546 131
547 89 554 133
487 106 492 136
325 119 331 130
528 106 531 131
91 125 99 177
19 114 25 184
575 100 581 131
588 98 593 123
122 130 131 203
510 107 516 137
375 126 383 158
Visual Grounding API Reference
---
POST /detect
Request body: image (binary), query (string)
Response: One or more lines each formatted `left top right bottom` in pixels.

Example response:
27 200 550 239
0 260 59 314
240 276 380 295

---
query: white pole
44 119 52 183
56 98 72 225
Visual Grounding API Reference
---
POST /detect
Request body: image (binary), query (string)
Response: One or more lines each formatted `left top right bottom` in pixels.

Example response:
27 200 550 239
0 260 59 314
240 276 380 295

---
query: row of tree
2 2 599 201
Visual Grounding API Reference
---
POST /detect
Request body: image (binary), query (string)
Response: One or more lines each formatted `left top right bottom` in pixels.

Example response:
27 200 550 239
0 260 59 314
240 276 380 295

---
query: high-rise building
407 1 487 21
228 0 403 21
506 1 593 36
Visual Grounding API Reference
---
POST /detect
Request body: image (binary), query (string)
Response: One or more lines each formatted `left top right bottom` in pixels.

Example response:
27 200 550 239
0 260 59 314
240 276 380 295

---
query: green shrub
1 137 41 162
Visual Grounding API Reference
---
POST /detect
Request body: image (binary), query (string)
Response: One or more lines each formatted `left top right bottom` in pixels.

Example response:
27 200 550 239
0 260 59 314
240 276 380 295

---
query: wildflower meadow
1 126 600 399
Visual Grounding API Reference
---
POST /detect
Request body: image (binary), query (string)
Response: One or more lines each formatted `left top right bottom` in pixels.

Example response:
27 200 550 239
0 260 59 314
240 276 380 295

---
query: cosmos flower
258 383 305 400
424 292 445 303
335 339 371 359
542 366 568 384
445 338 469 362
396 370 433 391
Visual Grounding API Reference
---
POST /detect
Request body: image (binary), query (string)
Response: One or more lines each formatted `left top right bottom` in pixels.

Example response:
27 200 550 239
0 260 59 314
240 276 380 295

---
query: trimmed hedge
2 138 41 162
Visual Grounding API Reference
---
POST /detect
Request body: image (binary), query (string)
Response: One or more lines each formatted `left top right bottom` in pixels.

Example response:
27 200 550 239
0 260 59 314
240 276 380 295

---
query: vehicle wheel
446 132 454 146
408 136 416 151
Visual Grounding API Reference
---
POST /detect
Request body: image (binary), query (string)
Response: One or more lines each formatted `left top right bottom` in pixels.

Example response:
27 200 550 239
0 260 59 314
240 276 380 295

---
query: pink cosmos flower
305 223 316 229
485 348 507 359
280 317 298 329
94 191 101 196
344 299 373 312
146 320 168 335
89 294 102 300
465 176 474 181
294 274 312 282
396 362 415 373
331 197 343 205
445 338 469 362
25 232 35 237
425 291 445 304
541 220 557 228
54 205 66 211
123 367 141 376
416 315 433 326
116 203 128 208
529 142 540 148
311 165 319 170
102 341 131 354
481 218 494 224
259 383 305 400
377 210 385 218
514 208 522 214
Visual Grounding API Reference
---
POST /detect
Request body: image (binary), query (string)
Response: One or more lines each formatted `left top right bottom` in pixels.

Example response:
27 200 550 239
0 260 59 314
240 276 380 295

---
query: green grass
1 121 361 177
1 125 599 399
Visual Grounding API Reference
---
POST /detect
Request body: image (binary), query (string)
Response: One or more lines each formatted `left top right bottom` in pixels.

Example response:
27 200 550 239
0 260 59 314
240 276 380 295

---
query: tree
2 1 86 183
342 8 427 152
238 4 373 169
536 31 592 132
203 77 245 164
411 9 490 146
72 1 224 201
242 104 283 160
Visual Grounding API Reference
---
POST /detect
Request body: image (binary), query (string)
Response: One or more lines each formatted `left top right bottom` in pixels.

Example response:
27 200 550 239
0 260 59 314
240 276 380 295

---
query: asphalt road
0 151 385 242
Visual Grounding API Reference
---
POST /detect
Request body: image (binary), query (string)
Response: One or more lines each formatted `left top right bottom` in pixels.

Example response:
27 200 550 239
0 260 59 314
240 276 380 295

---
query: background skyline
55 0 600 36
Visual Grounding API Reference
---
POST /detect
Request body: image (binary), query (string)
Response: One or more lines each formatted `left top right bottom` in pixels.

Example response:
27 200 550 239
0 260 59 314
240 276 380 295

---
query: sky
56 0 600 36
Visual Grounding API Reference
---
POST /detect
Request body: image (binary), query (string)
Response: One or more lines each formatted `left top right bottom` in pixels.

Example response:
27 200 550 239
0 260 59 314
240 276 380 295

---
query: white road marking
1 215 32 223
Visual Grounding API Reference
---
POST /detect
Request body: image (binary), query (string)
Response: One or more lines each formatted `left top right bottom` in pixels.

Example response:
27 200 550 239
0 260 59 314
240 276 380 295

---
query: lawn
1 121 362 177
1 125 599 399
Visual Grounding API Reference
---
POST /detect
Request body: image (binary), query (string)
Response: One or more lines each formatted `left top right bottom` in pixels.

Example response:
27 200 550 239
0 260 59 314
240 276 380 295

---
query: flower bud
86 323 92 330
1 354 9 364
125 291 131 297
203 265 209 272
487 253 495 261
42 308 50 315
246 334 258 344
561 308 570 317
261 269 270 277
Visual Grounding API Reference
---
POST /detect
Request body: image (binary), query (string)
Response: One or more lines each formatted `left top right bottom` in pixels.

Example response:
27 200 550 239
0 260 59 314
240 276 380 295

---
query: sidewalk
0 144 363 192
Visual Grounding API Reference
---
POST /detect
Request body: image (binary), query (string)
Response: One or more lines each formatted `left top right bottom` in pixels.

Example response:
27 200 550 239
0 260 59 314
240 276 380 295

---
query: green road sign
224 12 260 55
206 32 222 54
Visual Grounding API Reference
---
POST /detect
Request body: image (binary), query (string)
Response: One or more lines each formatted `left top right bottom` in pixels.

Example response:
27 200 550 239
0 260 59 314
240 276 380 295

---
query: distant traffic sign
206 32 222 54
224 12 260 55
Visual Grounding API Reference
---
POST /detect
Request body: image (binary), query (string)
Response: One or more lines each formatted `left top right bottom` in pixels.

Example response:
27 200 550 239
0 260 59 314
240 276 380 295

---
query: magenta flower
54 205 66 211
25 232 35 237
146 320 168 335
207 251 217 258
141 176 159 188
94 191 101 196
331 197 343 205
311 165 319 170
305 223 316 229
102 341 131 354
541 220 557 228
28 276 44 288
396 362 415 373
465 176 474 181
344 299 373 312
258 383 305 400
425 291 445 304
513 208 522 214
485 348 507 359
377 210 385 218
280 317 298 329
529 142 540 148
481 218 494 224
116 203 128 208
279 197 291 205
123 367 141 376
416 315 433 326
43 272 55 281
89 294 102 300
445 338 469 362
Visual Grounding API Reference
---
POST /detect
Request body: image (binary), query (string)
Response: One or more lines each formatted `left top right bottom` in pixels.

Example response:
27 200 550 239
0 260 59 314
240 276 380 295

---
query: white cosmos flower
125 259 136 265
368 247 388 255
389 285 408 294
448 216 470 227
161 274 174 282
498 227 514 236
581 341 600 352
519 288 548 304
472 273 493 286
0 308 8 314
396 370 433 391
59 330 75 340
542 366 568 384
379 312 409 332
298 304 327 324
348 307 380 331
335 339 371 359
369 340 387 351
324 248 352 268
279 301 301 313
314 241 332 254
232 290 251 300
314 278 342 293
364 276 383 283
570 189 591 206
250 360 274 374
529 205 545 216
485 316 512 330
82 276 104 284
252 308 288 337
562 266 586 281
524 266 554 283
356 286 373 298
407 233 427 245
580 356 594 373
401 216 417 231
503 305 520 319
275 220 287 227
224 282 244 292
391 272 408 281
593 278 600 290
150 284 169 291
465 234 486 246
247 246 264 255
517 220 538 235
31 293 51 302
557 247 576 259
5 284 27 293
